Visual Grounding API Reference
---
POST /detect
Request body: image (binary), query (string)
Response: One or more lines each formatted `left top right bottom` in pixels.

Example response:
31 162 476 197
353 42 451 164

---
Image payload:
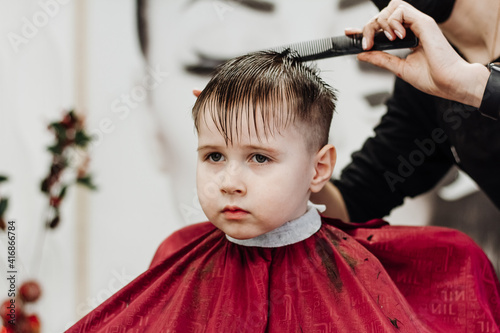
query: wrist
478 62 500 119
464 63 489 108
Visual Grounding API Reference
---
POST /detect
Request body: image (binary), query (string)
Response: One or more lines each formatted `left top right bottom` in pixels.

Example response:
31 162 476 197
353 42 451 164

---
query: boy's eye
252 154 269 163
208 152 224 162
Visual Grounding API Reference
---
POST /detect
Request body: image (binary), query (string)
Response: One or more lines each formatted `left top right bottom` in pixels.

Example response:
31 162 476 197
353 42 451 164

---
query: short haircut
192 50 336 151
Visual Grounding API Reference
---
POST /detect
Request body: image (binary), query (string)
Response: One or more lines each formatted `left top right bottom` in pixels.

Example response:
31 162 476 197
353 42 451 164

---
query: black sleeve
334 78 454 222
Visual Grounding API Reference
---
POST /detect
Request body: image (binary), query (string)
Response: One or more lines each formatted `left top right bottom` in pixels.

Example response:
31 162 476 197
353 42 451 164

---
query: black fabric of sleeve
334 78 454 222
370 0 456 23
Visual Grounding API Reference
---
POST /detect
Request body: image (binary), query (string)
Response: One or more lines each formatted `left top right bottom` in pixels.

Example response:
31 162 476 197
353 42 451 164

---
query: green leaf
67 109 76 119
47 144 63 155
76 175 97 190
0 198 9 217
59 185 68 199
74 130 93 147
40 177 50 194
47 215 60 229
49 122 67 141
0 175 8 183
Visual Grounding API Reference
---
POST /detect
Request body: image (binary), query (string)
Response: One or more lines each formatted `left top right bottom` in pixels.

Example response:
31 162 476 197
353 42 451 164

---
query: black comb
273 30 418 61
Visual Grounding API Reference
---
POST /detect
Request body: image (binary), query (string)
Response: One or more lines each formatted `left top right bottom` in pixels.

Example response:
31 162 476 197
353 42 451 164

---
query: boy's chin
211 216 289 240
223 230 260 240
219 227 267 240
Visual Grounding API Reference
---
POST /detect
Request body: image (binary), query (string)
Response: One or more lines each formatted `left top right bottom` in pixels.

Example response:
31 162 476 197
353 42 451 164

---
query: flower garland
41 110 96 228
0 110 96 332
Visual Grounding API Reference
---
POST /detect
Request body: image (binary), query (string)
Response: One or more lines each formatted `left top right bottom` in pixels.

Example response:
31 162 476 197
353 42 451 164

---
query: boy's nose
220 183 245 195
219 164 246 195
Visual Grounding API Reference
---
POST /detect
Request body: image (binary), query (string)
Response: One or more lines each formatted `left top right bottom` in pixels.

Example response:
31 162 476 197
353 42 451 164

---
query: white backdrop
0 0 492 332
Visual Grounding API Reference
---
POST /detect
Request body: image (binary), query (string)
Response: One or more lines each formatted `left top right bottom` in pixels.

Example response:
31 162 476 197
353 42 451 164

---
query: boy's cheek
196 191 215 220
197 176 220 203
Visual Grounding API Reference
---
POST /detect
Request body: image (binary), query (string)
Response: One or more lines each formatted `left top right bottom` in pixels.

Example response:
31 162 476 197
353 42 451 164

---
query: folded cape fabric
67 217 500 332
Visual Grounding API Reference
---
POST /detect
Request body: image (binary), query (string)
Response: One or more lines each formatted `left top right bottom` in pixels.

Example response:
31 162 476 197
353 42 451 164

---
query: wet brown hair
192 49 336 151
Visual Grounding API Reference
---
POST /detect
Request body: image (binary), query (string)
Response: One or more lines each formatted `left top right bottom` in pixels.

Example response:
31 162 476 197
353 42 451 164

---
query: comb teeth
273 36 364 61
293 38 334 57
274 37 335 61
269 30 418 62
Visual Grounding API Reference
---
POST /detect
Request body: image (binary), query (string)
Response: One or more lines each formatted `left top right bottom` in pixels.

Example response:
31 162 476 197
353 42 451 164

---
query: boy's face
196 109 317 240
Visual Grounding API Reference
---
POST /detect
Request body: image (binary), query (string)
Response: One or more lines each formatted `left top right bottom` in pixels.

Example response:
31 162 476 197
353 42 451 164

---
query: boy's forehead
197 110 311 157
198 107 288 143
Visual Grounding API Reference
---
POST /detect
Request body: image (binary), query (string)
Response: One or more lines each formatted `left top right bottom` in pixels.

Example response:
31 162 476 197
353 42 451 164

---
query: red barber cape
67 217 500 332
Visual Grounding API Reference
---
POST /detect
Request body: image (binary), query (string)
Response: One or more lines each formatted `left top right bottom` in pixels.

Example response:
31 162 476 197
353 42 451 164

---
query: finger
362 7 397 49
361 0 405 49
357 51 405 78
387 6 406 39
375 8 397 41
362 17 382 50
389 2 435 39
193 89 202 97
374 0 406 40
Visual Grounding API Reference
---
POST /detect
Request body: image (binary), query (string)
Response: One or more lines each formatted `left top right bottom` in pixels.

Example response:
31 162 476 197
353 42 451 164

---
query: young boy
67 51 500 332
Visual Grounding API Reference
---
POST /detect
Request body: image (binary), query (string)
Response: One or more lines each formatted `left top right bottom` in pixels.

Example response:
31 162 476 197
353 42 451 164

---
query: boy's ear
310 144 336 193
193 89 202 97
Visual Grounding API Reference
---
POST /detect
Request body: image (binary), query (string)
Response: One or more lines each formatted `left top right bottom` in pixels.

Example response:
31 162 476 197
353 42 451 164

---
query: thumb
357 51 404 76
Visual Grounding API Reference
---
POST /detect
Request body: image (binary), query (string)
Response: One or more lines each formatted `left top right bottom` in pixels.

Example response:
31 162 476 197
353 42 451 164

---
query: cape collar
225 203 325 248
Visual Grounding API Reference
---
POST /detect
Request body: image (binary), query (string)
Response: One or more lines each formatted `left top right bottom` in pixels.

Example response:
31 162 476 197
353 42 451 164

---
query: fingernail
362 37 367 50
384 30 393 41
395 30 403 39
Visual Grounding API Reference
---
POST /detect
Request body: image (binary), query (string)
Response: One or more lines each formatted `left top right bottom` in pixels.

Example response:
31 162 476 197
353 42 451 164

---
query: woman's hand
349 0 489 107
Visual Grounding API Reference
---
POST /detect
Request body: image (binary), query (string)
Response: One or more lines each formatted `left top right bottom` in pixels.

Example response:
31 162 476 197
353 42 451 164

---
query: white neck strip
225 203 324 248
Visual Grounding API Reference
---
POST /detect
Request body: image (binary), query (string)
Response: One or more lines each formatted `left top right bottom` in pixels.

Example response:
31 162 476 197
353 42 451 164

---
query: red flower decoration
19 281 42 303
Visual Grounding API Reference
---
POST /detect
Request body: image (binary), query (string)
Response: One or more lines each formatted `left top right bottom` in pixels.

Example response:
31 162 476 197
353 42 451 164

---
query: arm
310 181 350 221
352 0 489 108
332 79 454 222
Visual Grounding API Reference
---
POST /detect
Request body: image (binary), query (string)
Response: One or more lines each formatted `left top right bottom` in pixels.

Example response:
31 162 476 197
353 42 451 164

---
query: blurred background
0 0 499 331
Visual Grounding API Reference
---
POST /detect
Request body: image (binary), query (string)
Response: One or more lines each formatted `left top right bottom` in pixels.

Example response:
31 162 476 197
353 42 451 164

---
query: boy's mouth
222 206 249 219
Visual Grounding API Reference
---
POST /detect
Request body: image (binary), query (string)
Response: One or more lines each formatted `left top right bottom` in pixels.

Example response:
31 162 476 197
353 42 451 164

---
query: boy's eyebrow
197 144 282 155
244 145 281 155
197 145 219 152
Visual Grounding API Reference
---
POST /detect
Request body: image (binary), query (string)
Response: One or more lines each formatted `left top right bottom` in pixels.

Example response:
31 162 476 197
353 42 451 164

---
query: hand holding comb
272 30 418 61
